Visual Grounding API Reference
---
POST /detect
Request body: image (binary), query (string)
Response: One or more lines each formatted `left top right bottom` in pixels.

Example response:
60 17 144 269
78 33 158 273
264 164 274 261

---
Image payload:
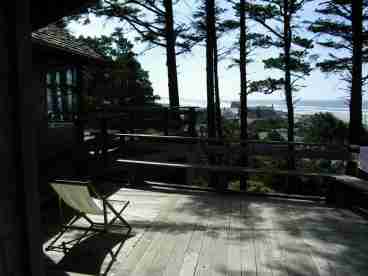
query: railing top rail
81 106 199 120
114 133 352 150
116 158 339 178
113 105 199 111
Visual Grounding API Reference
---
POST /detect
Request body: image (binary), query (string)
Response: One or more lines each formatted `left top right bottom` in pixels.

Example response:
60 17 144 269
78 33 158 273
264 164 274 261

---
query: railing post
239 141 248 191
129 111 135 133
101 117 108 169
186 142 199 185
74 66 86 176
346 145 360 177
75 116 85 145
164 107 169 136
188 107 197 137
119 134 126 157
74 116 86 176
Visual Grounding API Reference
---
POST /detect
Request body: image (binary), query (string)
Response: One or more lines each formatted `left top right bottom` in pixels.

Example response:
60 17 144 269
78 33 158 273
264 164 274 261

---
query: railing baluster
101 117 108 169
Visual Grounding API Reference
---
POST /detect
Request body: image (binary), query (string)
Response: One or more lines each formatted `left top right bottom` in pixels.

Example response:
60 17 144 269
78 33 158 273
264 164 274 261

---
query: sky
68 0 351 105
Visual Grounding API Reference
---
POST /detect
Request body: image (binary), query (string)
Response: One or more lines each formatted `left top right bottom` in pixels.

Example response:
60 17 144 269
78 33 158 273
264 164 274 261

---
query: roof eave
32 38 109 65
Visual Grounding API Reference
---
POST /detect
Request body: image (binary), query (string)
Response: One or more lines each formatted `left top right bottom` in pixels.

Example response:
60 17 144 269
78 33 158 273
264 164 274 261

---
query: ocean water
247 99 354 122
159 97 368 123
246 99 368 123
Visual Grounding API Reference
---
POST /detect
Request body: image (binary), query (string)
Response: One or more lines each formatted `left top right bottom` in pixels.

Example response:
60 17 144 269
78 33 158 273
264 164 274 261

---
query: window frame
46 67 79 126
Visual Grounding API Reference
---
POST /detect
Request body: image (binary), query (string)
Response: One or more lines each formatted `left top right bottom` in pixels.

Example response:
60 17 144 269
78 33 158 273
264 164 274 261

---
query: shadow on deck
43 182 368 276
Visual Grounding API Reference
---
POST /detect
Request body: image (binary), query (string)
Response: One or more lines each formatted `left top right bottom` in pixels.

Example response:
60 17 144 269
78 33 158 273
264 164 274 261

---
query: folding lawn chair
49 179 131 235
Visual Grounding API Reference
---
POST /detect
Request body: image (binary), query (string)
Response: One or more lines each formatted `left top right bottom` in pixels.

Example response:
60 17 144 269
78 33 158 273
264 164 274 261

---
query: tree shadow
262 201 368 275
168 190 368 275
44 183 368 275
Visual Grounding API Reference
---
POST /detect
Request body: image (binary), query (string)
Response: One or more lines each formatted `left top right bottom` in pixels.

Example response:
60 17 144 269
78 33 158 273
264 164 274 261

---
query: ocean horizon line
157 97 368 123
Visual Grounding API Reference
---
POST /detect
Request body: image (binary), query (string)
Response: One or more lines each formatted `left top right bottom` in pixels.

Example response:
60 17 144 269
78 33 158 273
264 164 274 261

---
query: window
46 68 78 123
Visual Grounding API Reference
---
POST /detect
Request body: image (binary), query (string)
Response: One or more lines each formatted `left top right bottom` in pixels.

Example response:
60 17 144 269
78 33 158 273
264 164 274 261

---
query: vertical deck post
0 2 45 275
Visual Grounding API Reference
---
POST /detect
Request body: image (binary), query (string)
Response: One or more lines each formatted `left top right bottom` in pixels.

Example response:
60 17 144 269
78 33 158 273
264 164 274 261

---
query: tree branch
125 18 166 47
253 18 283 40
125 0 165 16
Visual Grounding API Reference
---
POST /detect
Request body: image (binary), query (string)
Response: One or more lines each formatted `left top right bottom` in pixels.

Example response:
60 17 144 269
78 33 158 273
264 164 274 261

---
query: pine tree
309 0 367 80
246 0 314 169
239 0 248 143
71 0 191 108
351 0 364 145
76 30 155 105
222 0 258 189
185 0 225 190
309 0 367 145
222 1 253 141
190 0 225 138
239 0 248 190
205 0 217 138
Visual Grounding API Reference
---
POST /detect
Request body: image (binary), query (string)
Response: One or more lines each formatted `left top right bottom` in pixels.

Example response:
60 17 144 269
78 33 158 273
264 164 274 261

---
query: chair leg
62 213 106 233
104 200 132 233
46 215 92 252
81 213 95 226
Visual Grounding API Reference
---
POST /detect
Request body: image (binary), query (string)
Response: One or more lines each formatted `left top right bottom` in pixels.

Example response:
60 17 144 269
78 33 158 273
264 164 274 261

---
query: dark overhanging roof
31 0 99 30
32 25 107 64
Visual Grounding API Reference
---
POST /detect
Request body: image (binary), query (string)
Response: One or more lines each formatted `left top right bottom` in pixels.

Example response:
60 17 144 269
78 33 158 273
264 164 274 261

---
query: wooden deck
44 186 368 276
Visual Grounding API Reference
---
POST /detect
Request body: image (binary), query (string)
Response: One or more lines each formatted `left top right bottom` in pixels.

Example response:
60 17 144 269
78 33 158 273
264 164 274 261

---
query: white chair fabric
50 182 104 215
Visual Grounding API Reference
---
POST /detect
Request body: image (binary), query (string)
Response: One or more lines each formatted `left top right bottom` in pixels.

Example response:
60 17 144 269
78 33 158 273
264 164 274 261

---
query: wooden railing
79 106 198 137
81 132 361 199
70 127 368 214
114 133 353 161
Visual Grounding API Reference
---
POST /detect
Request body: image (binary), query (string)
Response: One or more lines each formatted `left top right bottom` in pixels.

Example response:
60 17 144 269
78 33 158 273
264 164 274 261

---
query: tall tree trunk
214 34 222 138
350 0 363 146
283 0 295 170
164 0 180 108
239 0 248 190
206 0 220 189
206 0 216 138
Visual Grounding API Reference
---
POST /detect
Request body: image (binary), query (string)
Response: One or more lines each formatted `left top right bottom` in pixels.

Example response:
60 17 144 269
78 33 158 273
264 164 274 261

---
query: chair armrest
107 199 130 205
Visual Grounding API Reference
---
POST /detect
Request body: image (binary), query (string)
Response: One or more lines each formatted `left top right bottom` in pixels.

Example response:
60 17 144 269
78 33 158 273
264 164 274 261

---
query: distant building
222 108 238 120
230 101 285 120
230 101 240 109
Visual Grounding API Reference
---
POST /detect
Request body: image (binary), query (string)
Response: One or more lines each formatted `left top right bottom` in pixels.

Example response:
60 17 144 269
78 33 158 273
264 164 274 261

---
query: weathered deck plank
178 200 208 276
44 187 368 276
227 199 242 276
163 197 202 276
126 196 179 276
193 197 218 276
240 200 258 276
